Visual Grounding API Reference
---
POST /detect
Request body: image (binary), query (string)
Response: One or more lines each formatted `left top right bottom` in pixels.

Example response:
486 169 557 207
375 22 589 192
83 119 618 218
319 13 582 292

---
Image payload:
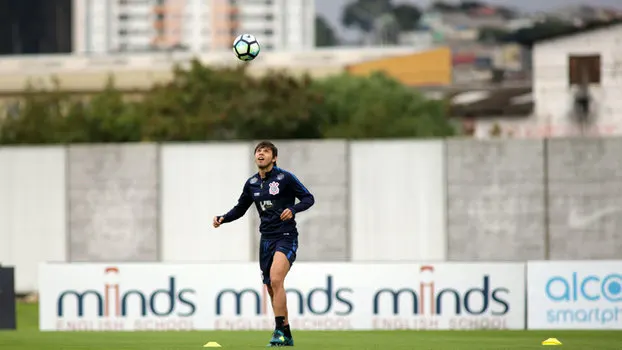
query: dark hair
254 141 278 166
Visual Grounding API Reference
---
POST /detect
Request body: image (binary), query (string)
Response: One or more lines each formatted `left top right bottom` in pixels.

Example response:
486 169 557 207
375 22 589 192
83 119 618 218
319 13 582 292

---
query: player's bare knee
270 274 285 289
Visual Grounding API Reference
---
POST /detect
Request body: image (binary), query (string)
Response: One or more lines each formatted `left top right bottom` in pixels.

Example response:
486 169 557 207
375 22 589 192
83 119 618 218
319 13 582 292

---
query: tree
497 6 519 20
372 14 401 45
509 19 622 47
0 78 73 144
431 2 457 12
341 0 422 43
311 72 455 139
137 60 328 141
0 60 456 144
315 15 338 47
391 4 421 32
341 0 393 33
459 1 485 11
478 26 511 43
507 19 574 46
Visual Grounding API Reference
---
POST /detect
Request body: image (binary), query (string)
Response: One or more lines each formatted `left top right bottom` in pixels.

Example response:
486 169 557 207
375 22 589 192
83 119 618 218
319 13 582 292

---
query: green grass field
2 302 621 349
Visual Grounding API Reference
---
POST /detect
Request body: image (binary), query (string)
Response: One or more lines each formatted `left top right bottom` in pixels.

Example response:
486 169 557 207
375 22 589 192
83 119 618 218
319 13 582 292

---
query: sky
315 0 622 40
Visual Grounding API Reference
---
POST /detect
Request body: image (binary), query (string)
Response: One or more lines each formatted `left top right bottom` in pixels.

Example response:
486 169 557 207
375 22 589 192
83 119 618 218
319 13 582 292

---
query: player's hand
213 216 224 228
280 208 293 221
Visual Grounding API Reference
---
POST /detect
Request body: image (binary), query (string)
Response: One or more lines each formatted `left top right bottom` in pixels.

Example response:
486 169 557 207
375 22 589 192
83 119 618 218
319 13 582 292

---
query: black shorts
259 235 298 285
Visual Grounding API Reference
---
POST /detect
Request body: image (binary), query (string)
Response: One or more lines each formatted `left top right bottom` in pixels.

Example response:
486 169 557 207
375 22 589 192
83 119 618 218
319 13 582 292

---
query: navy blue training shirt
221 166 315 237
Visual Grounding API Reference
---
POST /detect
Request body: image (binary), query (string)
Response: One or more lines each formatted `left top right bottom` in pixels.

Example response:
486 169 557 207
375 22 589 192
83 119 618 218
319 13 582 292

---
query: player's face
255 147 275 169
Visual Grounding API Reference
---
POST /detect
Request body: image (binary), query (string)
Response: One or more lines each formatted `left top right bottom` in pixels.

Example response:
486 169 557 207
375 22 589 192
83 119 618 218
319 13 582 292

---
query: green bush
311 72 454 138
0 59 454 144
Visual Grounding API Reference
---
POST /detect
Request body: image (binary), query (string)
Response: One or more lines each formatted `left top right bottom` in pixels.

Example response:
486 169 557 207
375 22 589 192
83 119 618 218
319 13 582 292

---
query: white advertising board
528 261 622 329
39 262 525 331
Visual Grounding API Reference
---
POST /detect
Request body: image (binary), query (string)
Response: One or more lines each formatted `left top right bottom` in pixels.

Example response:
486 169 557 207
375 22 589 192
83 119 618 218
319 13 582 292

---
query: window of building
568 55 601 85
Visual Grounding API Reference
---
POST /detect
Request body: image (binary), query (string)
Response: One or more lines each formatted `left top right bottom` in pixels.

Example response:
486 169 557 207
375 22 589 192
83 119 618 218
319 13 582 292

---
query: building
0 47 422 100
0 0 72 55
420 9 508 42
72 0 314 54
450 22 622 138
532 22 622 137
551 5 622 25
448 86 534 138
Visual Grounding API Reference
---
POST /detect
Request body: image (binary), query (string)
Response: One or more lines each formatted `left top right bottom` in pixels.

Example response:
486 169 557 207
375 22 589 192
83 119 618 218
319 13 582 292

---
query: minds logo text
215 275 353 316
56 267 196 318
373 266 510 316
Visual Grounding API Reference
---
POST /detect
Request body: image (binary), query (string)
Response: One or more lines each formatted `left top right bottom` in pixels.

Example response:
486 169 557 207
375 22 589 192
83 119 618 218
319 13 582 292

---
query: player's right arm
213 181 253 228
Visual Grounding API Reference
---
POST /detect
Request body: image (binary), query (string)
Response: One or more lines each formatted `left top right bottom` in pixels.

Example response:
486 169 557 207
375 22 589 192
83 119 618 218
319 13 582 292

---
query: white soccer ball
233 34 260 62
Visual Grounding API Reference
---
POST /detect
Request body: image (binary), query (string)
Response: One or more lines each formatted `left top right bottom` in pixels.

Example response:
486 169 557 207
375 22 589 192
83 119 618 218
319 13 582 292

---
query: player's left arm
286 172 315 218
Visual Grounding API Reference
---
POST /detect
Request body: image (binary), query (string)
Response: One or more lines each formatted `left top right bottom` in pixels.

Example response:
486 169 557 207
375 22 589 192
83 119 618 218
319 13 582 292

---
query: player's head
254 141 278 169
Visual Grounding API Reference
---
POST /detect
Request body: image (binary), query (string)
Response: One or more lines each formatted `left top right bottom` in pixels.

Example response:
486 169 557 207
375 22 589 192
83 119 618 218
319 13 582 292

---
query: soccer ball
233 34 260 62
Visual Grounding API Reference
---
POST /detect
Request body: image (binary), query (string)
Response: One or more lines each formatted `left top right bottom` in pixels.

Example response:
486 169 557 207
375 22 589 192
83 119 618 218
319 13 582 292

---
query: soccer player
213 141 315 347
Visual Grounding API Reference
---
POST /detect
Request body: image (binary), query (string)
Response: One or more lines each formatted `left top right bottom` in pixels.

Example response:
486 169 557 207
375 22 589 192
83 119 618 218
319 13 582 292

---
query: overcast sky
316 0 622 39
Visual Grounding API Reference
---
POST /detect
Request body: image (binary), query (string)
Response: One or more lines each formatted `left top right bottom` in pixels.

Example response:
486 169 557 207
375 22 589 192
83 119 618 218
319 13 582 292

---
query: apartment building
73 0 315 54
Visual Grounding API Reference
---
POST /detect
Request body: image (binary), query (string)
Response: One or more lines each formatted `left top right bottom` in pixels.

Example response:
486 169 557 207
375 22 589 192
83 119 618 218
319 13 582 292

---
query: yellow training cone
204 341 222 347
542 338 562 346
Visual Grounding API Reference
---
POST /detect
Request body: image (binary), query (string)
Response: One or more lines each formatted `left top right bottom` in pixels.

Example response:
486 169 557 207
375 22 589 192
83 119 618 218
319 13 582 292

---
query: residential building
452 23 622 138
0 0 72 55
73 0 315 54
532 22 622 137
420 9 508 42
551 5 622 25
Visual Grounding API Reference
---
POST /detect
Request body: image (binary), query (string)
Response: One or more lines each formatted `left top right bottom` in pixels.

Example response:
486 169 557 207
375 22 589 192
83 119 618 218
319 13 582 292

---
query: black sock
275 316 285 331
283 324 292 338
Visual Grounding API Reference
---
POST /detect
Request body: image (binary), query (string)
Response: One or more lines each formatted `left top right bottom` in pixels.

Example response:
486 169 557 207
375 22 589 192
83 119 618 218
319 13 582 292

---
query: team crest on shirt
268 181 280 195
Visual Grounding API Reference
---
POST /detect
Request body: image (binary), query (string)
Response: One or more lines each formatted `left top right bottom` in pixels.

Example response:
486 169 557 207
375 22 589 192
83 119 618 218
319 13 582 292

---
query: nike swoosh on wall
567 207 622 229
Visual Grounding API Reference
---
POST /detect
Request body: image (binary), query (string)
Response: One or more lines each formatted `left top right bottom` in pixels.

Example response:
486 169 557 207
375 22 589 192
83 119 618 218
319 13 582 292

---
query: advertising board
527 261 622 329
0 266 16 329
39 262 525 331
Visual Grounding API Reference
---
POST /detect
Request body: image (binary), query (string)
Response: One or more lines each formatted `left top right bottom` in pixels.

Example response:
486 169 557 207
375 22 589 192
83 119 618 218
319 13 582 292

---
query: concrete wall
2 138 621 292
